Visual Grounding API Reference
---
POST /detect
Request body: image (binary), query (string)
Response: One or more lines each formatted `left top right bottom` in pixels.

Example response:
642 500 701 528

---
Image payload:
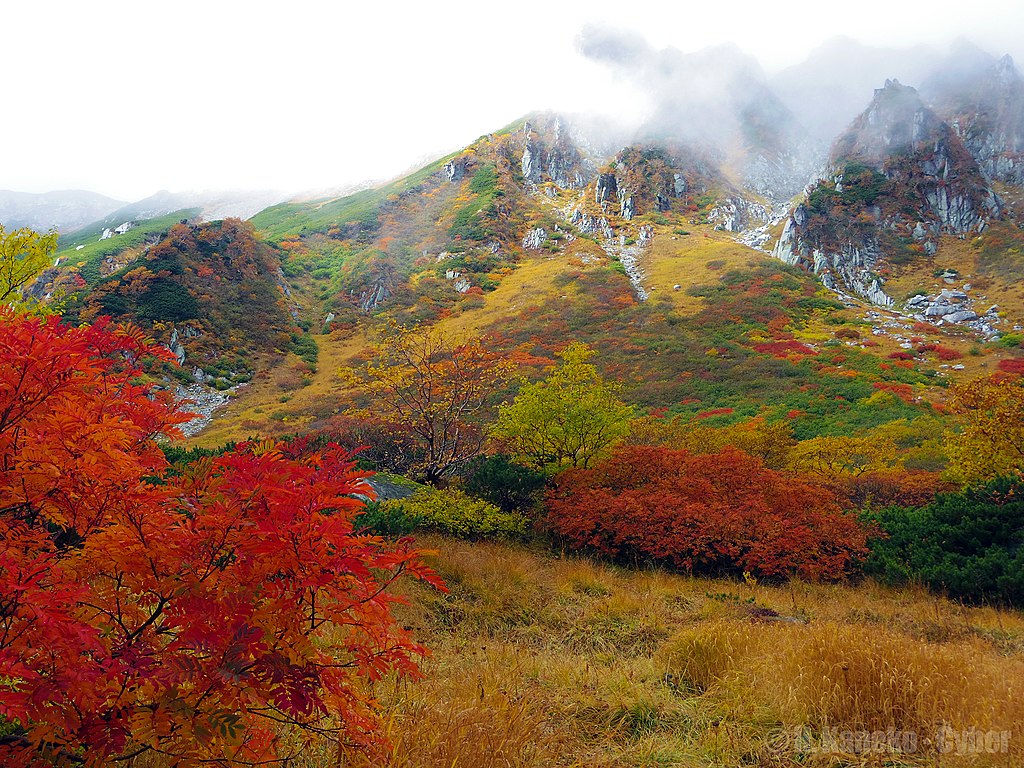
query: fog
3 0 1023 202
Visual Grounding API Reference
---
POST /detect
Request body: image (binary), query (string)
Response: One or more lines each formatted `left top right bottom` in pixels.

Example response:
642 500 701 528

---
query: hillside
7 34 1024 768
58 218 300 397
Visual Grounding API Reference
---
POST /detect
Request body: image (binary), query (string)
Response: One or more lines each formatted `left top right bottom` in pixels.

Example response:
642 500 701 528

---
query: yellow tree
352 323 514 484
789 435 899 478
946 374 1024 484
492 342 633 472
0 224 58 305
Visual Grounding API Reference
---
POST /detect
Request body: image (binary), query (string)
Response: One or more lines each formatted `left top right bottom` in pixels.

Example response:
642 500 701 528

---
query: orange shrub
545 446 869 580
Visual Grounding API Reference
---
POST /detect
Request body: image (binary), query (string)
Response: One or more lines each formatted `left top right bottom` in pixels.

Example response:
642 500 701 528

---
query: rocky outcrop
522 228 547 250
620 194 636 221
444 156 468 183
595 173 617 206
358 271 393 312
774 222 894 306
519 115 598 190
903 286 1001 338
707 197 771 233
168 327 187 366
774 80 1002 305
566 207 614 239
924 54 1024 186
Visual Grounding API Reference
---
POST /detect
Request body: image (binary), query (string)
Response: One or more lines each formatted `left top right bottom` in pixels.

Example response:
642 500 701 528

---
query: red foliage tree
0 309 439 766
546 446 869 579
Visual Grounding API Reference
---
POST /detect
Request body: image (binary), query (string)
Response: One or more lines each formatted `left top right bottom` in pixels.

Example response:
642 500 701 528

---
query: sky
3 0 1023 201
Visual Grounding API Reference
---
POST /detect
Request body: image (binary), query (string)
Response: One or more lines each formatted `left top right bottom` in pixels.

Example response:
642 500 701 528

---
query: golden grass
640 225 763 314
328 536 1024 768
188 330 368 447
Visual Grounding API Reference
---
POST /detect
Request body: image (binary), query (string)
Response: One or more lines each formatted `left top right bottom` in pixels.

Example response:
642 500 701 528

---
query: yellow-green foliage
1 224 57 306
383 488 527 539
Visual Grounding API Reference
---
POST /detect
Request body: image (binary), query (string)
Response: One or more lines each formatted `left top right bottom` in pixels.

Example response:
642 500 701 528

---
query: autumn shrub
934 345 962 361
997 358 1024 374
354 500 423 537
888 350 915 360
833 469 953 509
864 477 1024 604
546 446 869 579
383 488 528 540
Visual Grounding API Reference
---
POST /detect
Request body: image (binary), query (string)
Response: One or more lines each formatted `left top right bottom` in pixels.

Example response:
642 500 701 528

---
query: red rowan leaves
0 308 440 766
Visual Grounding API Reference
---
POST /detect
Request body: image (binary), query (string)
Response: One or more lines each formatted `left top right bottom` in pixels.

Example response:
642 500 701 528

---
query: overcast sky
4 0 1023 201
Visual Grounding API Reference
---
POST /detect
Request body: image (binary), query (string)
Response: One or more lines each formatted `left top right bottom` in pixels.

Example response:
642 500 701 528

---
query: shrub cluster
546 446 869 580
864 477 1024 605
381 488 528 540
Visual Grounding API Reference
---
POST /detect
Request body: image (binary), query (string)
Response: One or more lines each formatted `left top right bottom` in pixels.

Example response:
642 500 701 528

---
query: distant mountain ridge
0 189 126 233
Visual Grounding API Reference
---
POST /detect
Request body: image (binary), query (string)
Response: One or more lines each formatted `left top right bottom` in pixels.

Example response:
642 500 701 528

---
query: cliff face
924 54 1024 186
774 80 1001 305
518 114 599 191
591 144 730 223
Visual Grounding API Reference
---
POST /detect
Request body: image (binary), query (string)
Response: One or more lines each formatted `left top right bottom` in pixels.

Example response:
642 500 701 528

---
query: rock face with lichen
774 80 1002 306
519 114 597 190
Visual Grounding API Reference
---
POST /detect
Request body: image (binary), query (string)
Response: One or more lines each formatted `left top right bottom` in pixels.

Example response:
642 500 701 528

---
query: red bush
934 346 962 361
546 446 869 580
752 341 818 357
872 382 915 403
888 351 914 361
997 358 1024 374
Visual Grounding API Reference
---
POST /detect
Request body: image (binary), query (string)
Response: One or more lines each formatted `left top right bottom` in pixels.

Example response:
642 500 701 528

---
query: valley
4 32 1024 768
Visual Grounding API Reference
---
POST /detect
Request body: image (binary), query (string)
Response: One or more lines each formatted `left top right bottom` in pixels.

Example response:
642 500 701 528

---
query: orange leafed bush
546 446 869 580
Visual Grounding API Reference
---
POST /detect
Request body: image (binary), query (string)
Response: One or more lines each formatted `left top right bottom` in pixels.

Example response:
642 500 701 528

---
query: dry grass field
277 535 1024 768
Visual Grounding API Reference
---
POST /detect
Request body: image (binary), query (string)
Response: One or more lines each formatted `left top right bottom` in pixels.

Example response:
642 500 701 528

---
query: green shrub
462 454 546 514
353 500 422 537
863 477 1024 605
290 332 319 368
382 488 528 539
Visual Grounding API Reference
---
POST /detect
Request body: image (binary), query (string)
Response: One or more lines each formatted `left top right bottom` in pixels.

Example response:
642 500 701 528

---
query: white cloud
3 0 1021 200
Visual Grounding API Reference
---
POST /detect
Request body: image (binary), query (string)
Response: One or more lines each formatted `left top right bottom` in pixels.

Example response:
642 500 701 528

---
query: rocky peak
775 78 1001 306
996 54 1018 86
514 113 598 191
923 50 1024 185
835 80 943 162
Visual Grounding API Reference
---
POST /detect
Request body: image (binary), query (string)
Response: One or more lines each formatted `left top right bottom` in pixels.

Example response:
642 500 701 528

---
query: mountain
0 189 126 233
774 79 1002 306
60 218 300 390
578 34 818 202
23 38 1024 451
923 51 1024 186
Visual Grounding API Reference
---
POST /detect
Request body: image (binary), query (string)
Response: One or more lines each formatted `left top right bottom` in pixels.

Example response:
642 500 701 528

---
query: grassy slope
324 535 1024 768
252 156 456 243
57 209 200 283
184 122 1024 445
